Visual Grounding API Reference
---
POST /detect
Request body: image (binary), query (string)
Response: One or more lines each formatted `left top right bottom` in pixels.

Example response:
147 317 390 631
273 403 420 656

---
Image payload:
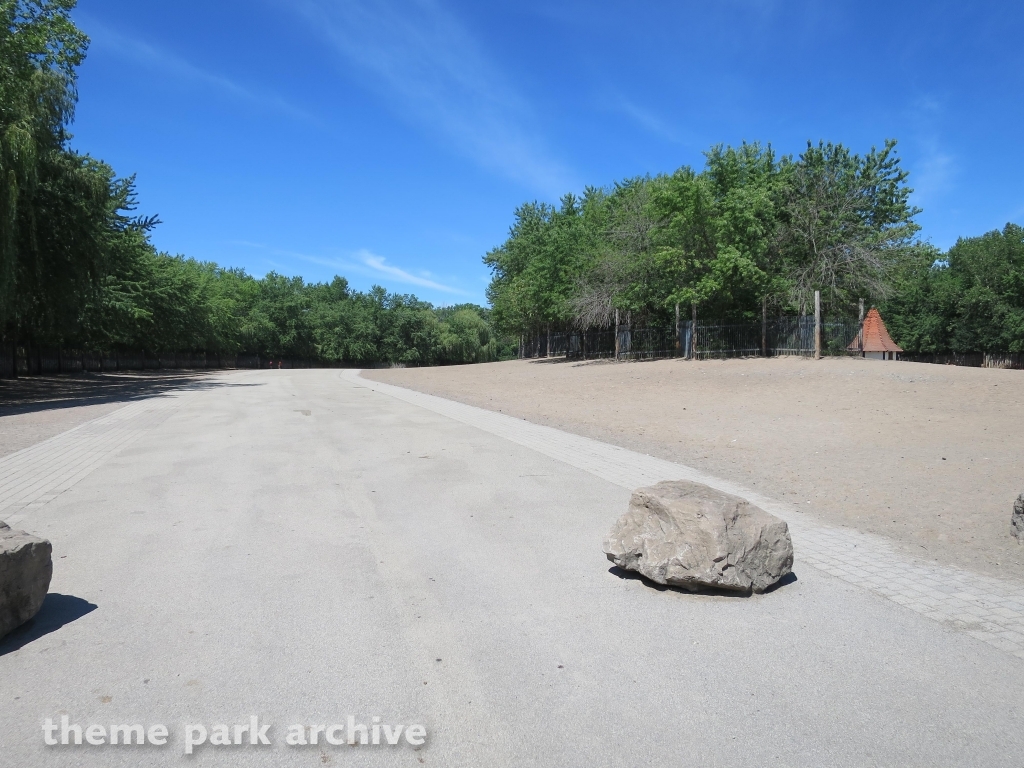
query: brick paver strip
0 391 190 527
352 371 1024 661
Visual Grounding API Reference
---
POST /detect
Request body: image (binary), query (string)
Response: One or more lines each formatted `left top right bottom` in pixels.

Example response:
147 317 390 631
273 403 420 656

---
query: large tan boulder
603 481 793 594
0 521 53 639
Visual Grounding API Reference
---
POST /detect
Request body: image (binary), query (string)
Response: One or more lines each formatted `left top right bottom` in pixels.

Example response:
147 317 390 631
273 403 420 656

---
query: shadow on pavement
608 566 798 597
0 371 263 418
0 594 98 656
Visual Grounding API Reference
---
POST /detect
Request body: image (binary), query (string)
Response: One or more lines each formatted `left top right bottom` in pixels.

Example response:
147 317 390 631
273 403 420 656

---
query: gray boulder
0 521 53 639
1013 494 1024 543
604 480 793 594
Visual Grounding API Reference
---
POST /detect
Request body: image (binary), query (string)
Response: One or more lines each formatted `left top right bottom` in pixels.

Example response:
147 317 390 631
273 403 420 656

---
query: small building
848 308 903 360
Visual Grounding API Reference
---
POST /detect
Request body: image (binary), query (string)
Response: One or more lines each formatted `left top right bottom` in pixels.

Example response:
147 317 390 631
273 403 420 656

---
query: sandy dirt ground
366 357 1024 581
0 372 220 458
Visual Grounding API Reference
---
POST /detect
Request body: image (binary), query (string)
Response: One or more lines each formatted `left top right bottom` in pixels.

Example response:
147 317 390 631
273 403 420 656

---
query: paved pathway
0 391 192 527
353 371 1024 660
0 369 1021 767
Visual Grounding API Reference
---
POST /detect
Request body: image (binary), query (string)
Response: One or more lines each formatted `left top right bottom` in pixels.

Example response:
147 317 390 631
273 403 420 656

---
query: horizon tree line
483 140 1024 356
0 0 510 368
3 1 1021 368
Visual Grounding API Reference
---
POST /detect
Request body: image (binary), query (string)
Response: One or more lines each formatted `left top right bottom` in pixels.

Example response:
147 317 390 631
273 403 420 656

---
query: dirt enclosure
366 356 1024 581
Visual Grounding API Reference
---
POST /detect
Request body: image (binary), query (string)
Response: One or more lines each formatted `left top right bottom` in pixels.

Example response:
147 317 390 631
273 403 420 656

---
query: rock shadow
0 594 97 656
608 566 798 597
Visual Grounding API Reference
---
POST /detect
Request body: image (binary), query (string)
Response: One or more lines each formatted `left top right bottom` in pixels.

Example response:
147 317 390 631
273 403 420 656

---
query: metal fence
0 346 338 379
521 317 864 361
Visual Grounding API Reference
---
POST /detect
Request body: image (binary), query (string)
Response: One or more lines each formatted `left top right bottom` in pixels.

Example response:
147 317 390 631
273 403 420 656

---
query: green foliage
653 143 783 320
5 1 1020 363
0 1 510 367
485 139 924 335
882 224 1024 353
1 0 89 327
485 190 608 334
779 140 920 313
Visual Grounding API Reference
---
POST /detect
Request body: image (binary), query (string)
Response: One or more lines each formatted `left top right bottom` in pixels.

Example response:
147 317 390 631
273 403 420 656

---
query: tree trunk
614 309 620 359
625 311 631 358
691 304 697 359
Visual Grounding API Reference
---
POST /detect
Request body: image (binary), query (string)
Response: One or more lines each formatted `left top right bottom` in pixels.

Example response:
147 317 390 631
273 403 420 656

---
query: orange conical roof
848 308 903 353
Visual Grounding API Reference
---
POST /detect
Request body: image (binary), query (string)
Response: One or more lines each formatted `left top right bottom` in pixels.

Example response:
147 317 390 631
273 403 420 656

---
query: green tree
1 0 88 334
651 144 785 324
883 225 1024 353
779 139 920 315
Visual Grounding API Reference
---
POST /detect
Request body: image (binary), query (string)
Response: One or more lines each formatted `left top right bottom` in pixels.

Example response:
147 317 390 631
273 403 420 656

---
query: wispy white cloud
236 241 468 295
81 16 314 122
357 250 467 294
610 97 681 143
912 145 955 207
288 0 574 195
904 97 956 208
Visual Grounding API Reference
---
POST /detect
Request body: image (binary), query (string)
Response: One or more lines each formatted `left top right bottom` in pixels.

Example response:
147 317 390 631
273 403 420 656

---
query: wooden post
814 290 822 360
675 303 680 355
691 303 697 359
858 298 865 356
614 309 620 359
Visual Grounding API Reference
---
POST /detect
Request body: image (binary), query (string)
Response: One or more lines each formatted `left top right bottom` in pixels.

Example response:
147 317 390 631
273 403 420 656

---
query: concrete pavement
1 369 1021 766
356 371 1024 661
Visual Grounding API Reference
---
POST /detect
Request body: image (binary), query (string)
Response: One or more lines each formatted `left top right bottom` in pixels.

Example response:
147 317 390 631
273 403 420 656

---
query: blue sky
71 0 1024 306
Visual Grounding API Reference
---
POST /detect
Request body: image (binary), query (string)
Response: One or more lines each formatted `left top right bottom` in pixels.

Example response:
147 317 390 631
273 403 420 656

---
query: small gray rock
1013 494 1024 543
0 521 53 639
604 480 793 594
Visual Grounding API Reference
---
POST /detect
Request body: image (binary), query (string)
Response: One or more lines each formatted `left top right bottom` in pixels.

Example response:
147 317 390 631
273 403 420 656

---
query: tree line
5 2 1021 368
1 0 510 367
484 143 1024 355
883 224 1024 354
